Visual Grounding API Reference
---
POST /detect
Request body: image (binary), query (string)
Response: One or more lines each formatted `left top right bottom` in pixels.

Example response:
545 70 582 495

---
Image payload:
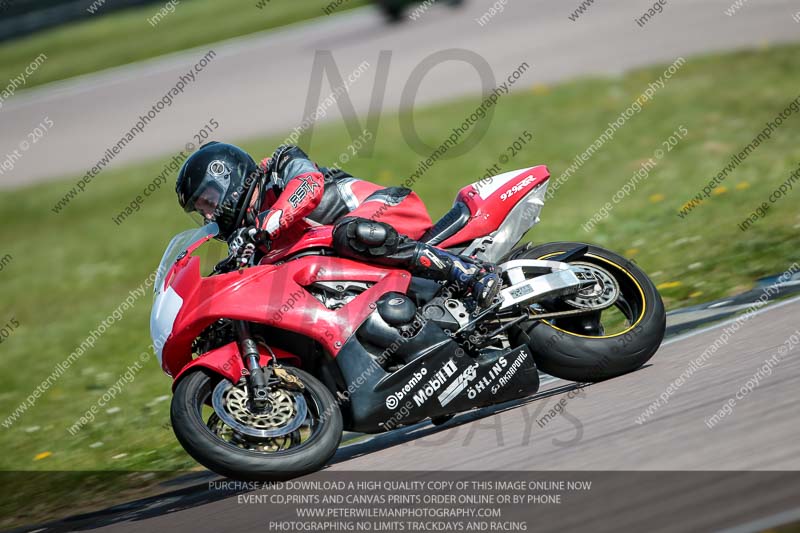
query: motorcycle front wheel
171 367 342 481
511 242 666 382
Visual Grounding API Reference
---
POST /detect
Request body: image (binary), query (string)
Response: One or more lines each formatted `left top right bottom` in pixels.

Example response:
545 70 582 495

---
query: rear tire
511 242 666 382
171 368 342 481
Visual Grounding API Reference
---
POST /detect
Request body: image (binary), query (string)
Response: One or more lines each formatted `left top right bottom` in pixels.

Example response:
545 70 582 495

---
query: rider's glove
228 226 268 267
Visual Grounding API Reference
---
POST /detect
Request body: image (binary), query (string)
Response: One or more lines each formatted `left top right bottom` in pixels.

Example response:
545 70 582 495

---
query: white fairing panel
466 181 549 262
150 286 183 366
473 167 534 200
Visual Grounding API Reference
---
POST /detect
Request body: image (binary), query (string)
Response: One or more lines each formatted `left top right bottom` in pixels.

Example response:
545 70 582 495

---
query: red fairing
438 166 550 249
160 253 410 378
261 226 334 264
171 342 301 391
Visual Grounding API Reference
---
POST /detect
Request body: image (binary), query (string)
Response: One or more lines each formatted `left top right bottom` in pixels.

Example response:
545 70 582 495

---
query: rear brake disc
563 262 620 311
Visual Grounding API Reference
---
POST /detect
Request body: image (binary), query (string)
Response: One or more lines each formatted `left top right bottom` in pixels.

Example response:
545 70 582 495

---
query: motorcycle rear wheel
171 367 342 481
511 242 666 382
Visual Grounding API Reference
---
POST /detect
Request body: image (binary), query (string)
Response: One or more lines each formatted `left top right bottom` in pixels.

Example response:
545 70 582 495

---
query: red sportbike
150 165 665 480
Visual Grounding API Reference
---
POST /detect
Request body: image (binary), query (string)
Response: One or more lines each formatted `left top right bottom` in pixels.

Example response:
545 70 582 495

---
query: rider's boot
409 244 501 309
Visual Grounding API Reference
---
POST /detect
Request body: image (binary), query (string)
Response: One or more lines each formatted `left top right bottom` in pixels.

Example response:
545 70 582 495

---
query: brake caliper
273 367 305 391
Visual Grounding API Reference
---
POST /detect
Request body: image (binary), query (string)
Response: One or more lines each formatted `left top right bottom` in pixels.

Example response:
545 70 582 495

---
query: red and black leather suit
249 145 499 306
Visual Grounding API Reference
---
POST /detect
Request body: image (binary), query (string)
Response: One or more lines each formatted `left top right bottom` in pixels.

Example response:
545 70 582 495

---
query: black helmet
176 142 262 237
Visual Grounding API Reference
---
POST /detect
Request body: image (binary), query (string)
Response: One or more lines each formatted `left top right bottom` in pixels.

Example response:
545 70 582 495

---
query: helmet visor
193 183 224 220
183 160 233 221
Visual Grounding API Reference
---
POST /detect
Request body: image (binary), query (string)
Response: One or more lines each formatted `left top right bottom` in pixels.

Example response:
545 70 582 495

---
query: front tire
171 368 342 481
511 242 666 382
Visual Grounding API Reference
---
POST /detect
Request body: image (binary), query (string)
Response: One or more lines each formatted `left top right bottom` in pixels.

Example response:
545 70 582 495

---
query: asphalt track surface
2 0 800 188
20 295 800 533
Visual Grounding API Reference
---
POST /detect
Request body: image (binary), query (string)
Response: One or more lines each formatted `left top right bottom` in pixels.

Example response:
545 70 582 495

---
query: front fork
235 321 272 411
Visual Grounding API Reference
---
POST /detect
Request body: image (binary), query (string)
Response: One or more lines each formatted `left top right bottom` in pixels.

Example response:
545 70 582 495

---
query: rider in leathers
175 142 500 308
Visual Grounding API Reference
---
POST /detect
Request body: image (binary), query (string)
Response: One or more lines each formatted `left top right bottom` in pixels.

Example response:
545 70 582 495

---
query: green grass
2 43 800 526
0 0 369 90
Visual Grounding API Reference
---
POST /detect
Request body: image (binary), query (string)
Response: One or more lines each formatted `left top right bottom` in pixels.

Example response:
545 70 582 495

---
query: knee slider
355 220 389 246
338 218 398 256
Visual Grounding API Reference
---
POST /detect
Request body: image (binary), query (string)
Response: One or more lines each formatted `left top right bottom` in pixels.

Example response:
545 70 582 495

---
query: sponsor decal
491 348 529 394
492 348 528 394
412 360 458 407
467 356 508 399
500 175 535 202
385 368 428 409
437 363 479 407
509 284 534 299
288 176 321 208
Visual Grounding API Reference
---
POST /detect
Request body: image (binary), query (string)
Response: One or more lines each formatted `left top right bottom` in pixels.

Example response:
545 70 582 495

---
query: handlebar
213 227 268 274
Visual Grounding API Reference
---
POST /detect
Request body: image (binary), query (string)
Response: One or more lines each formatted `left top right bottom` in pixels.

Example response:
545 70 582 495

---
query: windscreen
153 222 219 296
